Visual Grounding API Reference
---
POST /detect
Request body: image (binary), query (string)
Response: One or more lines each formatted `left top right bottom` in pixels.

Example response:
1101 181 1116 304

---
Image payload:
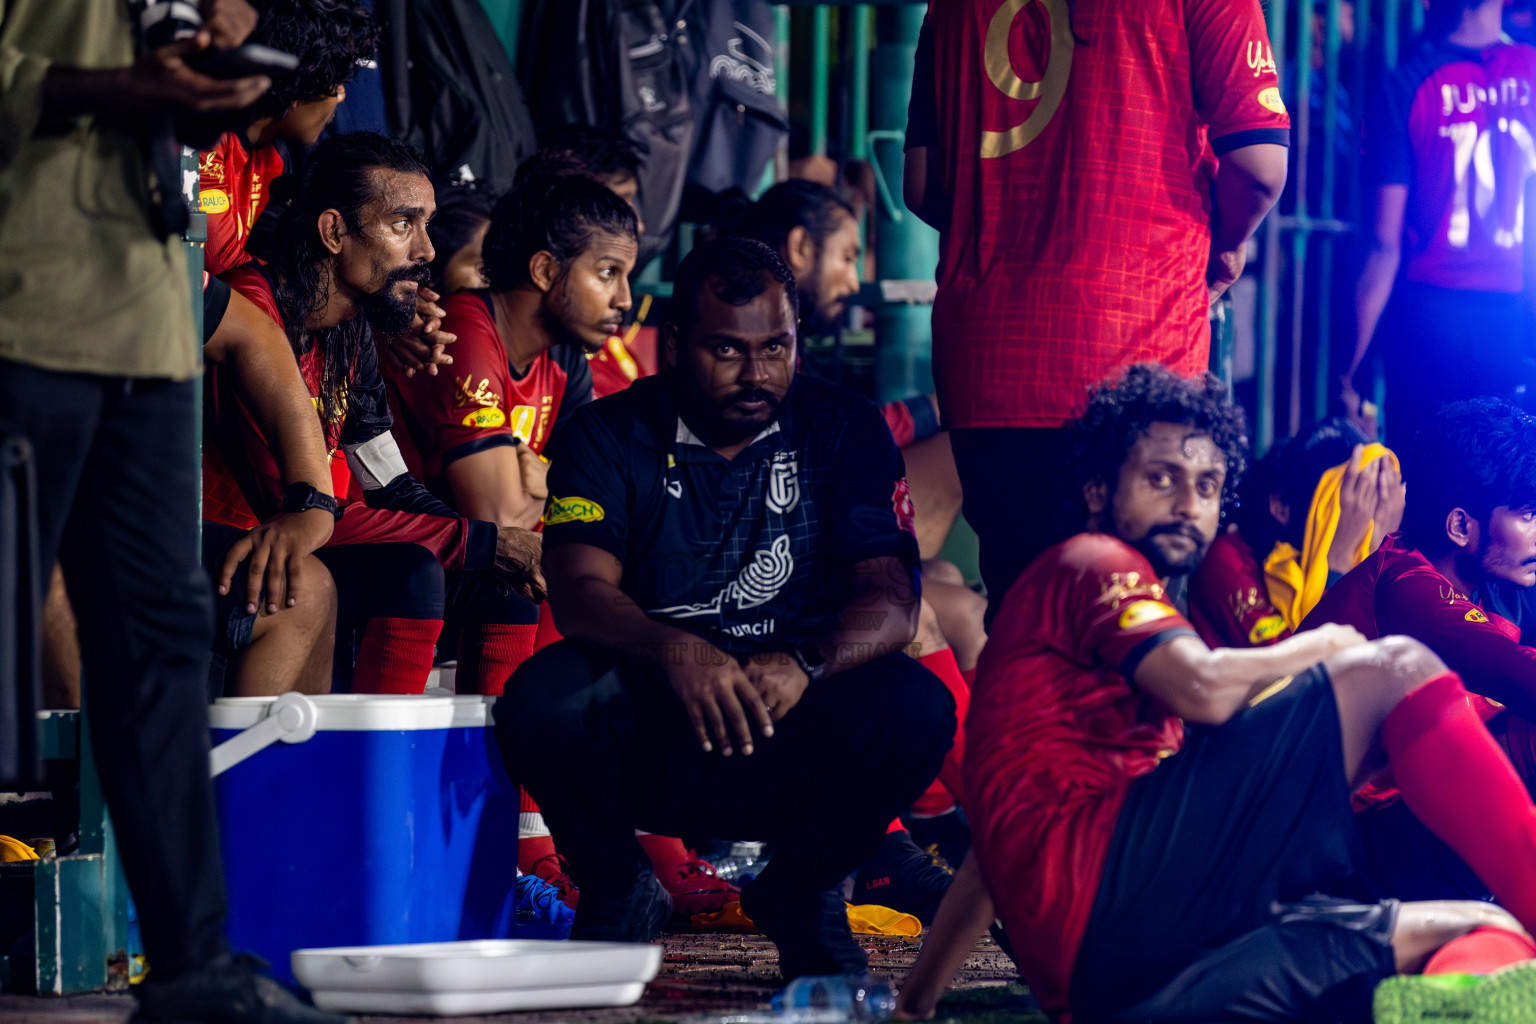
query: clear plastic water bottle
771 974 896 1024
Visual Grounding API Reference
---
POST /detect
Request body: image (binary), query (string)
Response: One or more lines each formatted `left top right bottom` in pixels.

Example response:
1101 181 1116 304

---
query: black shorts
1071 666 1398 1023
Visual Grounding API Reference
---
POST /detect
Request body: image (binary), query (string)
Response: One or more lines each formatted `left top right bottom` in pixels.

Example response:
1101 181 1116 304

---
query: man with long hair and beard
202 131 545 699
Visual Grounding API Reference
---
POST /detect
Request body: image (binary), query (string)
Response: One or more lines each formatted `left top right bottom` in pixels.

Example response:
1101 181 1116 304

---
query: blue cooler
208 695 522 984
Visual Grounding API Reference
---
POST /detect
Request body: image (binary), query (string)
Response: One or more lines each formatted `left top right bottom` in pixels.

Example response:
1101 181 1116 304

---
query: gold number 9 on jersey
981 0 1075 159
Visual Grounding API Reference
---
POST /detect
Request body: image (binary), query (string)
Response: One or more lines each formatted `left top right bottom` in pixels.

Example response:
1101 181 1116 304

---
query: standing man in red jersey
905 0 1292 616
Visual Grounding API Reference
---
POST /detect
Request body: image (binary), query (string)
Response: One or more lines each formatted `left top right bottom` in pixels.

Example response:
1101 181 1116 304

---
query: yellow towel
1264 442 1400 629
0 835 38 862
688 898 922 937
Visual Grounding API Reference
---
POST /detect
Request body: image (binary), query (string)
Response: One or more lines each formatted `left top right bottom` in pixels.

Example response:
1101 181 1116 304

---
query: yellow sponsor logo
509 404 536 443
199 189 231 215
1257 87 1287 115
1248 614 1287 645
1118 600 1175 630
461 408 505 428
1466 608 1490 623
545 495 604 526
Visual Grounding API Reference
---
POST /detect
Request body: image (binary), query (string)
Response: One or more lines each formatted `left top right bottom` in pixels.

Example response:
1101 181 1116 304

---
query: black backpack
379 0 539 194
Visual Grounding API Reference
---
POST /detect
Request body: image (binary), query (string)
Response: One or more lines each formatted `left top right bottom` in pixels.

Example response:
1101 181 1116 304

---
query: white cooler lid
209 694 491 732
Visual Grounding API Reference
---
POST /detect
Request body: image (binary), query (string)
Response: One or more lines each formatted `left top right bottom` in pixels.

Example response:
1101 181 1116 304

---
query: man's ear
1269 494 1291 527
661 321 679 369
1446 507 1477 551
1084 479 1109 525
317 209 346 256
529 251 559 294
785 225 816 277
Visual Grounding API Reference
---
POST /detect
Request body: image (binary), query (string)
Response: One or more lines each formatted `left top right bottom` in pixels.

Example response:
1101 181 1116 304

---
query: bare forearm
1211 169 1282 256
896 856 994 1019
230 347 333 493
1199 629 1355 709
1353 246 1400 376
819 559 920 676
549 576 703 664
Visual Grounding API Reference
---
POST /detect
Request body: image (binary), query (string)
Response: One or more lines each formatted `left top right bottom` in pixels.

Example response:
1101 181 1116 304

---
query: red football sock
458 623 537 696
517 787 557 875
352 616 441 694
1383 672 1536 933
920 647 970 807
961 667 975 687
1424 926 1536 975
636 833 695 886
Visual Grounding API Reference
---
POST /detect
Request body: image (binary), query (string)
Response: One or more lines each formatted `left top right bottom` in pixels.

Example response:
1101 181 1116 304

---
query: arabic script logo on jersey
1246 41 1276 78
651 534 795 618
768 453 800 514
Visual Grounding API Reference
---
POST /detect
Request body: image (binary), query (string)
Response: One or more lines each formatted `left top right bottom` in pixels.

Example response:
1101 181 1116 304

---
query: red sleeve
221 264 283 324
403 292 517 466
1051 535 1199 673
199 137 245 278
1376 560 1536 720
881 399 915 448
1187 534 1290 648
1185 0 1292 152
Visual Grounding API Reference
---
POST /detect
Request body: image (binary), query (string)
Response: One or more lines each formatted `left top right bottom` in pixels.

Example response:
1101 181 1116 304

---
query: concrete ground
0 931 1039 1024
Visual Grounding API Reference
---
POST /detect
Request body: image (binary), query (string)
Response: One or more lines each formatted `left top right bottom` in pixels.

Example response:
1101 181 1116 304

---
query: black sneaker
852 829 952 926
569 868 673 942
739 877 867 981
129 954 348 1024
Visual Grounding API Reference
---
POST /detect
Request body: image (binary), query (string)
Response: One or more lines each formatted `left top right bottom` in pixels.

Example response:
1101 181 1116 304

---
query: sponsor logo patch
1257 87 1287 114
508 404 536 443
545 495 604 525
1466 608 1490 623
1248 613 1287 645
461 408 505 428
1118 600 1176 630
199 189 231 214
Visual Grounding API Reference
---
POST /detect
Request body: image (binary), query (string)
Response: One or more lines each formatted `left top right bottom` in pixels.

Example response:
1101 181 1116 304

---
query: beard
798 268 842 336
539 273 614 355
360 262 429 335
1129 521 1210 578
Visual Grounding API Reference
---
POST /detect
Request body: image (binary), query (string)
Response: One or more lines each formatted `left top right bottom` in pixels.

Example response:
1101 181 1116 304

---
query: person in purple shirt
1351 0 1536 447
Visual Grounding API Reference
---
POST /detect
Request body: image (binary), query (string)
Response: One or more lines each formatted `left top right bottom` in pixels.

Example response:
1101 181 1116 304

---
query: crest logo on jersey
509 404 537 443
1257 87 1287 115
1466 607 1490 623
461 408 506 428
545 495 605 526
768 453 800 514
1248 613 1287 645
1118 600 1175 630
199 189 231 215
892 478 917 536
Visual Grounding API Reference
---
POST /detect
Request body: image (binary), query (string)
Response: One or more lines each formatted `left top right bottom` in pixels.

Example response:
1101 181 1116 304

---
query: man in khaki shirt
0 4 341 1022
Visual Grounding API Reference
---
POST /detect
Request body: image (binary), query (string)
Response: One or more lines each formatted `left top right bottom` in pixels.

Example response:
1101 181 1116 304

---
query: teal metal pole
1384 0 1401 68
1256 0 1289 451
810 6 831 157
1312 0 1342 422
758 4 792 195
849 6 871 162
871 4 936 402
1289 0 1312 436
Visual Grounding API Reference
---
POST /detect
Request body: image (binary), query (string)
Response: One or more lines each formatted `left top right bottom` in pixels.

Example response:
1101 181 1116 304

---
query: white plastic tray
291 939 662 1016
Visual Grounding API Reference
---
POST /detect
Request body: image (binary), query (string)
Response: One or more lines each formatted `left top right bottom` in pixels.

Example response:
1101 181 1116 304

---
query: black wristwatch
793 642 827 683
280 482 343 522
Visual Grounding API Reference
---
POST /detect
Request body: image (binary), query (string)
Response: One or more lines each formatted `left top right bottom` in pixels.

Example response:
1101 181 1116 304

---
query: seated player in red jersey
1190 419 1404 648
1301 398 1536 901
198 0 376 277
385 174 636 531
896 365 1536 1023
204 132 544 698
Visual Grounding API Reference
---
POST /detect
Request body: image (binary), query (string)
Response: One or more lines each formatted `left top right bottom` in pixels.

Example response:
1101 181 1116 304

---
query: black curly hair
1066 363 1250 529
513 127 644 187
249 0 378 122
1401 397 1536 555
481 174 638 292
728 179 856 258
1237 418 1366 556
667 237 798 344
